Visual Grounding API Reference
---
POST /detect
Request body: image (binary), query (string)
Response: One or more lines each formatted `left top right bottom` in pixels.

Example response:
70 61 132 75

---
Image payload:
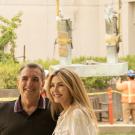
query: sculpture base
50 62 128 77
106 45 118 64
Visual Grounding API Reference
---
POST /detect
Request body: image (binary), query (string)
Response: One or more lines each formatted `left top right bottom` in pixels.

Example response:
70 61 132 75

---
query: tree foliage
0 12 22 62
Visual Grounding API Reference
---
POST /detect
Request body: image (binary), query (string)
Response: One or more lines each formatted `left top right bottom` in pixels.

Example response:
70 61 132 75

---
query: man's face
17 67 44 100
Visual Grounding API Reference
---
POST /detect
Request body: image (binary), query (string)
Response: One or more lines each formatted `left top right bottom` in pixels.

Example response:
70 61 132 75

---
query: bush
0 59 59 89
82 76 113 92
0 62 20 88
121 55 135 70
34 59 59 69
0 55 135 89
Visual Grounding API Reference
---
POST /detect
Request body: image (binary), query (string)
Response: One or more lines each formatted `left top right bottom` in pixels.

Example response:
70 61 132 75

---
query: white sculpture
105 5 120 51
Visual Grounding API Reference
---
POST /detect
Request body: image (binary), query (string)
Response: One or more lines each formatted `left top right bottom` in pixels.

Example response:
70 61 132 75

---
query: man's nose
26 79 33 87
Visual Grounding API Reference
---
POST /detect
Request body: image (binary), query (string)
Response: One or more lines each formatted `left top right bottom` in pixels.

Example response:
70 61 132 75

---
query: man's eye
32 78 39 82
21 77 27 81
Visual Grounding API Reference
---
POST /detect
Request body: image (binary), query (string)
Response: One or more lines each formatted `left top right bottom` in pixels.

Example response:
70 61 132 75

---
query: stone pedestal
59 44 72 65
106 45 118 64
50 62 128 77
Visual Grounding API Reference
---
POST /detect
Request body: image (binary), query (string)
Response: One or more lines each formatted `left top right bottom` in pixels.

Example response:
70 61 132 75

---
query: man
116 70 135 124
0 63 56 135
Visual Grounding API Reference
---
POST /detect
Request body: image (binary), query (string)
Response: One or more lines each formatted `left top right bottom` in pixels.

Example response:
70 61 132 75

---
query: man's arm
116 78 127 91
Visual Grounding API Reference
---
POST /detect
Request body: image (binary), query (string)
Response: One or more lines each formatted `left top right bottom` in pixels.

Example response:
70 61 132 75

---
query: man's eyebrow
21 76 27 78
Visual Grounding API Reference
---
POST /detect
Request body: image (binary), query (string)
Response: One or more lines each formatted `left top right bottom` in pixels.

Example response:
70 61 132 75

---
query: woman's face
50 76 72 109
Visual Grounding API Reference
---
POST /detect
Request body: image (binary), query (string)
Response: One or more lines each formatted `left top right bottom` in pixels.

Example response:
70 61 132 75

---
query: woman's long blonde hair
47 68 97 124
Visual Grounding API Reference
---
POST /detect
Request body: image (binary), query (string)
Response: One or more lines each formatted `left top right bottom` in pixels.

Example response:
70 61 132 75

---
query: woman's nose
53 85 58 91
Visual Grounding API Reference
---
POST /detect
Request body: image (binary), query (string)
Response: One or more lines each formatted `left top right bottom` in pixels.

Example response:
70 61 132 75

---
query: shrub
0 62 20 88
121 55 135 70
34 59 59 69
0 55 135 89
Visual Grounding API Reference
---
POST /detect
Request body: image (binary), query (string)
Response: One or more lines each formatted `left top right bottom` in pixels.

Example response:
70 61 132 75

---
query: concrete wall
0 0 48 61
128 2 135 55
121 0 135 56
0 0 135 61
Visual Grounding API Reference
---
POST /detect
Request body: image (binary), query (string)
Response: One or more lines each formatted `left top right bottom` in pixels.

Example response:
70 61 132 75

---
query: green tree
0 12 22 62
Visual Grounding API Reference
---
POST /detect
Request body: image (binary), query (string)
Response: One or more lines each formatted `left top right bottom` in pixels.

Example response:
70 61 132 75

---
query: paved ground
98 121 135 134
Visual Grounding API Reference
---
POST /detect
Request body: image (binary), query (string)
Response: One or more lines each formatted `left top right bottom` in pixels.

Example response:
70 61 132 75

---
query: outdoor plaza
0 0 135 134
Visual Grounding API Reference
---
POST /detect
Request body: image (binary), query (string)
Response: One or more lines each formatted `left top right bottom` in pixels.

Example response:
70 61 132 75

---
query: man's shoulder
0 100 15 110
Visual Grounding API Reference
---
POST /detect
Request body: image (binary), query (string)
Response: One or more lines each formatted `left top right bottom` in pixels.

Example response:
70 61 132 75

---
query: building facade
0 0 135 61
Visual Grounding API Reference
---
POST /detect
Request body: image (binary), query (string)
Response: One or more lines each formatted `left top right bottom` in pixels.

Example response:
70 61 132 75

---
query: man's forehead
20 67 42 76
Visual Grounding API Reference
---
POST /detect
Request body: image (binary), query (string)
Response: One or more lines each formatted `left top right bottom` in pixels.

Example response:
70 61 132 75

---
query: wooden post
23 45 26 62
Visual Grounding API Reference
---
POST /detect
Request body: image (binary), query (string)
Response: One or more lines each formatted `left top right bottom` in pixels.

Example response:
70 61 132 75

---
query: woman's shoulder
69 105 88 118
68 105 95 126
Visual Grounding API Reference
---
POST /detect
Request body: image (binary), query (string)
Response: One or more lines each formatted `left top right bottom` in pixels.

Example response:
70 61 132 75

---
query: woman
47 68 98 135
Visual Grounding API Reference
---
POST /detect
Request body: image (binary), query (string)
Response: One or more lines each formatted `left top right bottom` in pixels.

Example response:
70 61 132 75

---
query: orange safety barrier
88 88 123 124
107 87 114 124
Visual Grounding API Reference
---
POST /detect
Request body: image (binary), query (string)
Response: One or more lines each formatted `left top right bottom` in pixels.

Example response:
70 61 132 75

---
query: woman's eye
59 84 64 86
50 84 54 88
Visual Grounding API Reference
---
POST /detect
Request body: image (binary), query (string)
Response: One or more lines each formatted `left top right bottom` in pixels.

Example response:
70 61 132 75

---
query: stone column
106 45 118 64
56 17 72 65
